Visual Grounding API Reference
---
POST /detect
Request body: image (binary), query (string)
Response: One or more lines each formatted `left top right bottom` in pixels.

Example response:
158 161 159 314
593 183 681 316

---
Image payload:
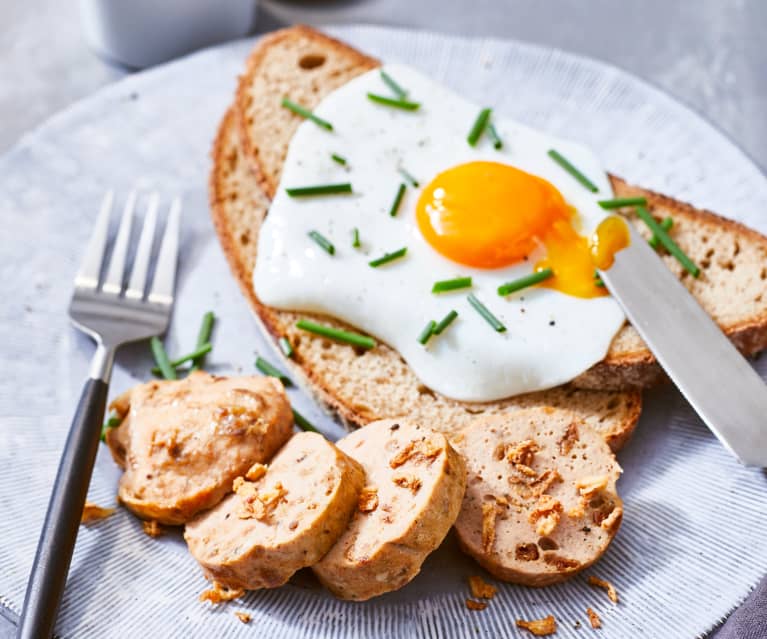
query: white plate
0 24 765 639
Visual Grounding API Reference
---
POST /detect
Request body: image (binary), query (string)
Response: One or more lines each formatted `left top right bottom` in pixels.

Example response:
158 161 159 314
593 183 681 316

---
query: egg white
253 64 625 402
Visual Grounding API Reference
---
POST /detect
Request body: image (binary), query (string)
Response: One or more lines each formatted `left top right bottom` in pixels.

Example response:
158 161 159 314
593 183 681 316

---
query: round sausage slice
106 371 293 525
313 419 467 601
184 431 365 590
453 409 623 586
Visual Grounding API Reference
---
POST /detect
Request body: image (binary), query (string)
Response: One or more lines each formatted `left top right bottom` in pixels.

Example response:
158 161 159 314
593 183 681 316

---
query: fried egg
253 64 626 401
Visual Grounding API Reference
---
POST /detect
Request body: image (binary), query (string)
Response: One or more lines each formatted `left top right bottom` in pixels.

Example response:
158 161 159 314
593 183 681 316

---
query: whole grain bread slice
210 105 641 450
232 25 767 391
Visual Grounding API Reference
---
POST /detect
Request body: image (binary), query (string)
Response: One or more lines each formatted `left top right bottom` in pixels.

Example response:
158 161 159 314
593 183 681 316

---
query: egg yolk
416 161 629 298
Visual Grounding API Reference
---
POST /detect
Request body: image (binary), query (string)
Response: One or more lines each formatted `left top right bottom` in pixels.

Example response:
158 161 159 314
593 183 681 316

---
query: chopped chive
293 408 319 433
487 122 503 150
467 108 492 146
398 168 419 188
100 411 122 442
281 98 333 131
279 337 294 358
296 319 377 350
331 153 347 166
389 183 407 217
190 311 215 371
598 196 647 210
367 93 421 110
352 227 361 248
497 268 554 296
432 277 473 294
594 270 605 287
256 356 292 386
308 230 335 255
648 216 674 249
150 336 177 380
286 183 352 197
433 310 458 335
636 206 699 277
380 70 407 98
467 294 506 332
418 320 437 345
151 343 213 376
369 247 408 267
547 149 599 193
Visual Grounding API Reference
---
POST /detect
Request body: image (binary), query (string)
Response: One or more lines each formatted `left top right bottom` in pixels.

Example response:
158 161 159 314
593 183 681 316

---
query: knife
599 219 767 467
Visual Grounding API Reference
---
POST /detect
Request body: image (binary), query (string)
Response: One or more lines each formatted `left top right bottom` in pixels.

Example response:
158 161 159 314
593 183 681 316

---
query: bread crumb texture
465 598 487 611
586 607 602 629
516 614 558 636
588 575 619 603
80 502 115 525
199 582 244 605
141 520 164 538
468 575 497 599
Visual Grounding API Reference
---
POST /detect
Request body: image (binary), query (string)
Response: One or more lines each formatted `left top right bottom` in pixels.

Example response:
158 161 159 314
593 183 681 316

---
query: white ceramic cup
79 0 259 69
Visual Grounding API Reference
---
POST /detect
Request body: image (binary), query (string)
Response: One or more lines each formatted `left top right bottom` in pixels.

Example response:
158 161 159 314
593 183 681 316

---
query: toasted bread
231 25 767 392
209 105 641 449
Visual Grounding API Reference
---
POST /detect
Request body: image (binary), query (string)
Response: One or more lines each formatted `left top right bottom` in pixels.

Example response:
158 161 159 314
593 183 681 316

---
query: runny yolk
416 161 629 299
590 215 631 270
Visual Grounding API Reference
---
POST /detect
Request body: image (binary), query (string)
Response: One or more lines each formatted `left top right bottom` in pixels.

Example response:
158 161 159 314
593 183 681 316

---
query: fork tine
102 190 137 294
74 190 113 289
148 196 181 305
125 193 159 300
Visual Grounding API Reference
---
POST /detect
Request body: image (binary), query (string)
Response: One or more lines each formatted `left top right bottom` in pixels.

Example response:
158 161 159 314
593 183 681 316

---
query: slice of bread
231 25 767 392
210 106 641 450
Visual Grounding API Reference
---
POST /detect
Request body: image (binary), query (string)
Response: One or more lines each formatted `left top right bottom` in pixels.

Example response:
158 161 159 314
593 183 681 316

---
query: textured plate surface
0 25 766 639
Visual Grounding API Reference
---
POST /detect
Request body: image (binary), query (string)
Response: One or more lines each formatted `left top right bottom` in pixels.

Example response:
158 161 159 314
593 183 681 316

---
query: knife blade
599 220 767 466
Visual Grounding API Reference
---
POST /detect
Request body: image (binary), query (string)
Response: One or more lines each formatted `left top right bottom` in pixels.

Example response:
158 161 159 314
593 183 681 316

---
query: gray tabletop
2 1 765 637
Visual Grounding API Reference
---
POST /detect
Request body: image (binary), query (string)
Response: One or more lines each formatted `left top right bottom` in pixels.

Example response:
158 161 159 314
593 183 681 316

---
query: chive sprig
389 183 406 217
648 216 673 249
432 277 473 294
380 70 407 99
636 206 699 277
296 319 377 350
151 343 212 376
293 408 319 433
369 247 407 268
467 294 506 333
497 268 553 296
190 311 215 372
548 149 599 193
434 310 458 335
256 356 292 385
308 230 335 255
150 336 177 380
598 196 647 210
279 336 294 358
367 93 421 111
286 183 352 197
281 98 333 131
467 108 492 146
417 320 437 345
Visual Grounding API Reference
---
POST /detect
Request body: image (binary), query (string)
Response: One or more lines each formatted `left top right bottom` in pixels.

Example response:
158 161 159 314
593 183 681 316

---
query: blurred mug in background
80 0 259 69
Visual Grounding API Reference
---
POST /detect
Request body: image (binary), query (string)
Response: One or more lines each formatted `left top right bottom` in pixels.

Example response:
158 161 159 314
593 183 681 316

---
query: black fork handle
17 377 108 639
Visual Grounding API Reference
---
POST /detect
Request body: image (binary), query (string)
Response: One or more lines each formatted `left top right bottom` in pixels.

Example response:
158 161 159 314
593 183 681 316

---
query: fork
16 191 181 639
